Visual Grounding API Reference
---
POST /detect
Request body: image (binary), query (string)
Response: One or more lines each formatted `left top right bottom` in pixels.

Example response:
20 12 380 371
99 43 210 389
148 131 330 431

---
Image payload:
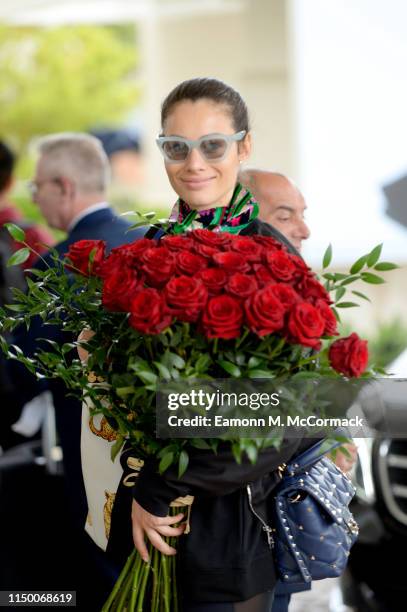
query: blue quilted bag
273 438 359 584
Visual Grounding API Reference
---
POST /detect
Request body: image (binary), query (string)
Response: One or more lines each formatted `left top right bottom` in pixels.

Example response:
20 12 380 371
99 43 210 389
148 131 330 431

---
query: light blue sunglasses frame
156 130 247 163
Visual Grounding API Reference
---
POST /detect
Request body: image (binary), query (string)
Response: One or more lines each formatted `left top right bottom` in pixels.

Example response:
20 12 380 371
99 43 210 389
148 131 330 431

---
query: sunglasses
156 130 246 163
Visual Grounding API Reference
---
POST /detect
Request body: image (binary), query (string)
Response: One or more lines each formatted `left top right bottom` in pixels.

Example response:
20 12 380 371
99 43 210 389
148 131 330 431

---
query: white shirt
67 202 110 233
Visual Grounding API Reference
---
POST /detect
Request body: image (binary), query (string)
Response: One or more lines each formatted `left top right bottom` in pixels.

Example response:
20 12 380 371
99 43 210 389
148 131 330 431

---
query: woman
106 77 310 612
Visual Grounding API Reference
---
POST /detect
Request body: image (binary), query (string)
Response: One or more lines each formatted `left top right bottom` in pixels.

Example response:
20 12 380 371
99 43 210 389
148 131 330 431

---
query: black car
337 352 407 612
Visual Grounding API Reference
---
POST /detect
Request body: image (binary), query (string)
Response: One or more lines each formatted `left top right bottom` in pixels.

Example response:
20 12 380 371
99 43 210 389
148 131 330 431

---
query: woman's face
162 99 251 210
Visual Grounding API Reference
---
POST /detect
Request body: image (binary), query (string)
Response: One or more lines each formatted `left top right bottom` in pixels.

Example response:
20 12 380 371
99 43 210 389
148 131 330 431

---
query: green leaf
244 443 258 464
339 275 359 286
360 272 385 285
322 243 333 269
248 356 263 369
4 223 26 243
143 211 157 220
137 370 158 384
351 290 371 302
154 362 171 380
350 255 368 274
178 450 189 478
334 287 346 303
336 302 360 308
374 262 398 271
248 369 275 378
331 306 340 322
217 360 241 378
159 452 174 474
110 436 124 462
5 303 27 312
7 248 30 267
190 439 211 450
366 243 383 267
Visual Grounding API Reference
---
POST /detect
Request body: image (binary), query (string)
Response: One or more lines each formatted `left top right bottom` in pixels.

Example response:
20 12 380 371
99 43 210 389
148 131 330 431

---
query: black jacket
7 208 145 528
107 218 315 603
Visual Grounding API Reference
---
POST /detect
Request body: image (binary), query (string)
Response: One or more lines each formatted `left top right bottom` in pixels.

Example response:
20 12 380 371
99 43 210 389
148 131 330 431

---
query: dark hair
0 140 15 193
161 77 250 133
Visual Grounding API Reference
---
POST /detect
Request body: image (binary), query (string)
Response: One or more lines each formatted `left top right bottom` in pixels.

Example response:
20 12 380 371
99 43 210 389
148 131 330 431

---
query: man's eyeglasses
27 178 60 197
156 131 246 163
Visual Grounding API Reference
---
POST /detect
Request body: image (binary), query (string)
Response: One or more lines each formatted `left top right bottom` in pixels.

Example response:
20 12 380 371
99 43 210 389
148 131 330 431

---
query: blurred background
0 1 406 609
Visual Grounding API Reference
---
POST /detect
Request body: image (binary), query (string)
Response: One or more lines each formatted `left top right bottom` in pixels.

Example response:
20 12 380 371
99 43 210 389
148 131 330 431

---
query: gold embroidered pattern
103 490 116 540
88 415 118 442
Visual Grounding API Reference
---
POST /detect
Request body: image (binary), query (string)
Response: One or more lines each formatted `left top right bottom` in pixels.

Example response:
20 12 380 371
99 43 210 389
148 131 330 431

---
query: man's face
31 157 66 229
257 177 310 252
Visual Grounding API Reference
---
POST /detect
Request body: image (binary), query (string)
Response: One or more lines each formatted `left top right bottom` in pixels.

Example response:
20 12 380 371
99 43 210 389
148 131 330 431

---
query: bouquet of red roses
0 223 395 611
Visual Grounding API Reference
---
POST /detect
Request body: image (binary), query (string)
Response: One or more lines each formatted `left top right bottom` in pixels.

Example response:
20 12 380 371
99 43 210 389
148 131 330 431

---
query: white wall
291 0 407 267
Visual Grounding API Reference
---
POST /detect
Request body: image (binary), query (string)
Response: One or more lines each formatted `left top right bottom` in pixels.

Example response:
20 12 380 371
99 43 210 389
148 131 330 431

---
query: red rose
244 286 286 336
175 251 208 276
266 250 297 282
251 235 284 251
212 251 250 273
201 295 243 339
102 267 139 312
97 251 126 279
198 268 228 295
270 284 301 308
287 302 325 349
164 276 208 322
141 247 175 287
290 254 310 275
329 333 368 377
253 264 275 287
97 238 154 278
191 229 232 248
110 238 155 266
226 273 258 299
129 288 173 335
315 299 338 336
161 235 194 252
66 239 106 276
296 274 331 305
193 242 219 259
230 236 263 262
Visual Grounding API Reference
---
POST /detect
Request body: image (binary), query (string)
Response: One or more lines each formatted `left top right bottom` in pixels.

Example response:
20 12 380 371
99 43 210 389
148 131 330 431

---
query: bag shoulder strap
285 428 348 475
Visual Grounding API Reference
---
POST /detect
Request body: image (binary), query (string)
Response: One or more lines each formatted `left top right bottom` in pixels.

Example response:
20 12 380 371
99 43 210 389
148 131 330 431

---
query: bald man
239 169 310 252
240 168 357 611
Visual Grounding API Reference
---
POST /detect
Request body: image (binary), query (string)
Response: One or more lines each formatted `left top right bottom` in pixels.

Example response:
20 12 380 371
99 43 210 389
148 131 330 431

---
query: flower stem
101 549 136 611
161 553 170 612
136 558 151 610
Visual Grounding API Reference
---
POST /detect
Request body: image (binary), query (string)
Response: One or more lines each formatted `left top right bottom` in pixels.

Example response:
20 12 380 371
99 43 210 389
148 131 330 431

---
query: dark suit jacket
7 207 146 527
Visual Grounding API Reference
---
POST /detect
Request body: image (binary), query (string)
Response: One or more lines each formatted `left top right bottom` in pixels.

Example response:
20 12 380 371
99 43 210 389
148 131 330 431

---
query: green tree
0 25 140 151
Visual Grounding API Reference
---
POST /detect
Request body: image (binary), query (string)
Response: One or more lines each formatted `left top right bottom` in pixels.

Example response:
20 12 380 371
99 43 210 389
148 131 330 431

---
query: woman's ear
238 132 252 163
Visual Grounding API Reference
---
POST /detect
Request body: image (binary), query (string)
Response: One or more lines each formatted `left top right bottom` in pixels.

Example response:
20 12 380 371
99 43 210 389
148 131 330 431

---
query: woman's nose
183 147 207 171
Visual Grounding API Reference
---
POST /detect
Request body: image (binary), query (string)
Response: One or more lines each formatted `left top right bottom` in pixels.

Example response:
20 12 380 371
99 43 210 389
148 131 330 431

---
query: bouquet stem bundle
102 501 191 612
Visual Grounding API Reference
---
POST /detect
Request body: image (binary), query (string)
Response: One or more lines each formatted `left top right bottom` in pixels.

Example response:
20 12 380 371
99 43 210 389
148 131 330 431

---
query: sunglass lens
162 140 189 161
200 138 228 160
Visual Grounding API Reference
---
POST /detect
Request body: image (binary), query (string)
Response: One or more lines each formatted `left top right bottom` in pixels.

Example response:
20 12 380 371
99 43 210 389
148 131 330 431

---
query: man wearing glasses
6 132 145 609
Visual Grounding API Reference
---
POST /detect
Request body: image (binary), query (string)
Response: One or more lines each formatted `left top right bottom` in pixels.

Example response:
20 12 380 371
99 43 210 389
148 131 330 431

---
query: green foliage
0 24 140 151
367 318 407 368
0 223 395 476
321 243 398 322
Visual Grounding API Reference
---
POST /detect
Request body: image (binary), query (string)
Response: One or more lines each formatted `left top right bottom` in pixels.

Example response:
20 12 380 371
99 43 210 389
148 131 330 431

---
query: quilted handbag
273 438 359 584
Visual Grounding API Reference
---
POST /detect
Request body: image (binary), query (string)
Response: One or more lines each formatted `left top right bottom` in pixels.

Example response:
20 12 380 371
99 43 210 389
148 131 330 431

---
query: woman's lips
181 177 215 190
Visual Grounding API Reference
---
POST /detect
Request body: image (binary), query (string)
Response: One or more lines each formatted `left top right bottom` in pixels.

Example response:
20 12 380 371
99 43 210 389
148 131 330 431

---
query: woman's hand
332 442 358 474
131 499 186 562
